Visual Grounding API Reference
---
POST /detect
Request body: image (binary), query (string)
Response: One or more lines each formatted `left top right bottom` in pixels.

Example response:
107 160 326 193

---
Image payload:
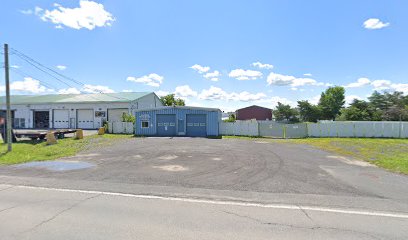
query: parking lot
1 137 407 203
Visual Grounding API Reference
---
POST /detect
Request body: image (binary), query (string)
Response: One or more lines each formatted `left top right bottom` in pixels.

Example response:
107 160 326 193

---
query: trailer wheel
30 137 38 141
57 133 65 139
39 136 45 140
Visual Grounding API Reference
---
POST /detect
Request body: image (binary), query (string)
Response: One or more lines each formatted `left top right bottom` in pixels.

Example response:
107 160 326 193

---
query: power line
10 48 132 101
10 67 58 90
9 66 108 103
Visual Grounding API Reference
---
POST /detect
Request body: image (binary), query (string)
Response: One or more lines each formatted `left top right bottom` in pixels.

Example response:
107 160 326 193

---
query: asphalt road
0 137 407 239
1 184 407 240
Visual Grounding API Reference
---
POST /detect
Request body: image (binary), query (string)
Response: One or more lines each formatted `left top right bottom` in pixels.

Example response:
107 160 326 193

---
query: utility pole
4 44 12 151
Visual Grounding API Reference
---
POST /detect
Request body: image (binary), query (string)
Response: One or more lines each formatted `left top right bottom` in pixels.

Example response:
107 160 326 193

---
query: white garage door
53 110 69 129
77 109 94 129
108 108 128 122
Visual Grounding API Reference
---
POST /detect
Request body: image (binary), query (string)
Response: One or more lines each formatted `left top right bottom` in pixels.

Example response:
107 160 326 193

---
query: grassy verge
0 134 133 165
222 136 408 174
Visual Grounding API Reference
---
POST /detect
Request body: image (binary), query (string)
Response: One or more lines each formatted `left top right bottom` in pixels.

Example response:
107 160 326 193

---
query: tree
224 113 236 122
273 102 299 122
297 100 322 122
318 86 345 120
160 94 185 106
367 91 408 121
337 99 382 121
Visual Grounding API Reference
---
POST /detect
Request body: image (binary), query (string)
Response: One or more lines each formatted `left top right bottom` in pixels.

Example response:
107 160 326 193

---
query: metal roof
0 92 153 105
134 105 221 112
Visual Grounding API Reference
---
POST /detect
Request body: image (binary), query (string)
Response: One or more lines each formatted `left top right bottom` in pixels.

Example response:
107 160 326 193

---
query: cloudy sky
0 0 407 111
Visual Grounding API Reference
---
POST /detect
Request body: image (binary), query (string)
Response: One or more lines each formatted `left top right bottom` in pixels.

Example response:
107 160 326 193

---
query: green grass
0 134 133 165
223 136 408 174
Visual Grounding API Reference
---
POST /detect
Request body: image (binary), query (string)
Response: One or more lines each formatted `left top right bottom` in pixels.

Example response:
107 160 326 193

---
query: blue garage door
157 114 176 136
186 114 207 137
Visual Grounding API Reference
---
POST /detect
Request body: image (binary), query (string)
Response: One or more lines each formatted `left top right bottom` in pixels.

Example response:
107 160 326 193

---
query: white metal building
0 92 162 129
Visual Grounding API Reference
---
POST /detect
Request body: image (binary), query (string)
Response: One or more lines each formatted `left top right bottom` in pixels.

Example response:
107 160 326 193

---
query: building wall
135 108 221 136
1 94 161 129
236 106 272 120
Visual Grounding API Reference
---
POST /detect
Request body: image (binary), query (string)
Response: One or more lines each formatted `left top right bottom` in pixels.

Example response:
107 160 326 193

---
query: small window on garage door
141 121 149 128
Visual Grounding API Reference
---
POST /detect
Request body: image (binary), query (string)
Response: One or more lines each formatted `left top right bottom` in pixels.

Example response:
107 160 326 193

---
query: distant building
0 92 162 129
236 105 272 121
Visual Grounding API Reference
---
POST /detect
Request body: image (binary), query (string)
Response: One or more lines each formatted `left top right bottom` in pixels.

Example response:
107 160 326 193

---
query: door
156 114 176 136
107 108 128 122
53 109 69 129
34 111 49 129
186 114 207 137
77 109 94 129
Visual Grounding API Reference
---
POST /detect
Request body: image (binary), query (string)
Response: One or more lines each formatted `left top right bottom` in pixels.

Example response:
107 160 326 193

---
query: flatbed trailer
13 129 78 140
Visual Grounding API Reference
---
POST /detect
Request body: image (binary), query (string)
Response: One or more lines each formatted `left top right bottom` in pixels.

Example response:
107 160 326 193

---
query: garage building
135 106 221 137
236 105 272 121
0 92 162 129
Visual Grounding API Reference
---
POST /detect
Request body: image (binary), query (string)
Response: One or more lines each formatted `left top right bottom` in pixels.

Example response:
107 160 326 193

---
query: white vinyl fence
220 120 408 138
219 120 259 136
308 121 408 138
107 122 134 134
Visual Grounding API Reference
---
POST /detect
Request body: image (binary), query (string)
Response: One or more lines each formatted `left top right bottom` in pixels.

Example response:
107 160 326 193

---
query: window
141 121 149 128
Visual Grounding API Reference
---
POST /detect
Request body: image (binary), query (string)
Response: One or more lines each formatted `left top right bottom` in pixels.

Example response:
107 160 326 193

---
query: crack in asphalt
20 193 101 235
0 204 21 213
0 185 14 192
221 210 384 240
298 205 313 221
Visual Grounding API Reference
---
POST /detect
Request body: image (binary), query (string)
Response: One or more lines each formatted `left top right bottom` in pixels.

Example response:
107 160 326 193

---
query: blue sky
1 0 407 111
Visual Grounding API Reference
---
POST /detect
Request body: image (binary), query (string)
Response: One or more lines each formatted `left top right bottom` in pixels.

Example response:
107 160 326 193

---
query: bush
121 113 136 123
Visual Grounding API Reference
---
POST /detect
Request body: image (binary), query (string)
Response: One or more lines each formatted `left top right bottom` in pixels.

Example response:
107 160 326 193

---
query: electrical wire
10 48 132 102
10 67 58 90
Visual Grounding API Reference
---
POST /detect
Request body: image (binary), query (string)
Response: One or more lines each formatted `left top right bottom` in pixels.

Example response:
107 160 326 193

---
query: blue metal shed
134 106 221 137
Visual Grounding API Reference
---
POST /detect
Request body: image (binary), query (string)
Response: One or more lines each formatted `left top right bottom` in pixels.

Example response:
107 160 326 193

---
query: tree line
274 86 408 123
159 88 408 123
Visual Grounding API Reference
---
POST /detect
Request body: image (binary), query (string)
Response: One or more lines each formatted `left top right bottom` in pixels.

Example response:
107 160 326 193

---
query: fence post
399 121 402 139
283 125 286 139
257 121 260 137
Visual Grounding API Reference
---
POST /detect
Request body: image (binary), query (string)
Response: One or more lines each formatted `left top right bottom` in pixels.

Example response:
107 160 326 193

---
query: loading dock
53 109 69 129
34 111 49 129
186 114 207 137
156 114 177 136
77 109 94 129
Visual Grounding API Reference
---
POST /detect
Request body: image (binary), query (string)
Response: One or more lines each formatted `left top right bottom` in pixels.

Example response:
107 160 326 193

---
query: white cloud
229 69 263 81
303 73 312 77
174 85 197 98
345 95 363 106
127 73 164 87
344 77 371 88
190 64 210 74
35 0 115 30
83 84 114 93
58 87 81 94
56 65 67 70
122 89 133 93
363 18 390 30
198 86 266 102
255 96 295 107
371 79 392 90
203 70 221 82
10 65 20 69
155 90 169 97
229 92 266 101
267 72 325 87
308 95 321 105
251 62 273 70
345 77 408 94
0 77 51 94
20 9 33 15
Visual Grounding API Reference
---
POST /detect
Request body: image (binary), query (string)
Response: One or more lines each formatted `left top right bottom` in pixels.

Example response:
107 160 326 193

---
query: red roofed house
236 105 272 121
